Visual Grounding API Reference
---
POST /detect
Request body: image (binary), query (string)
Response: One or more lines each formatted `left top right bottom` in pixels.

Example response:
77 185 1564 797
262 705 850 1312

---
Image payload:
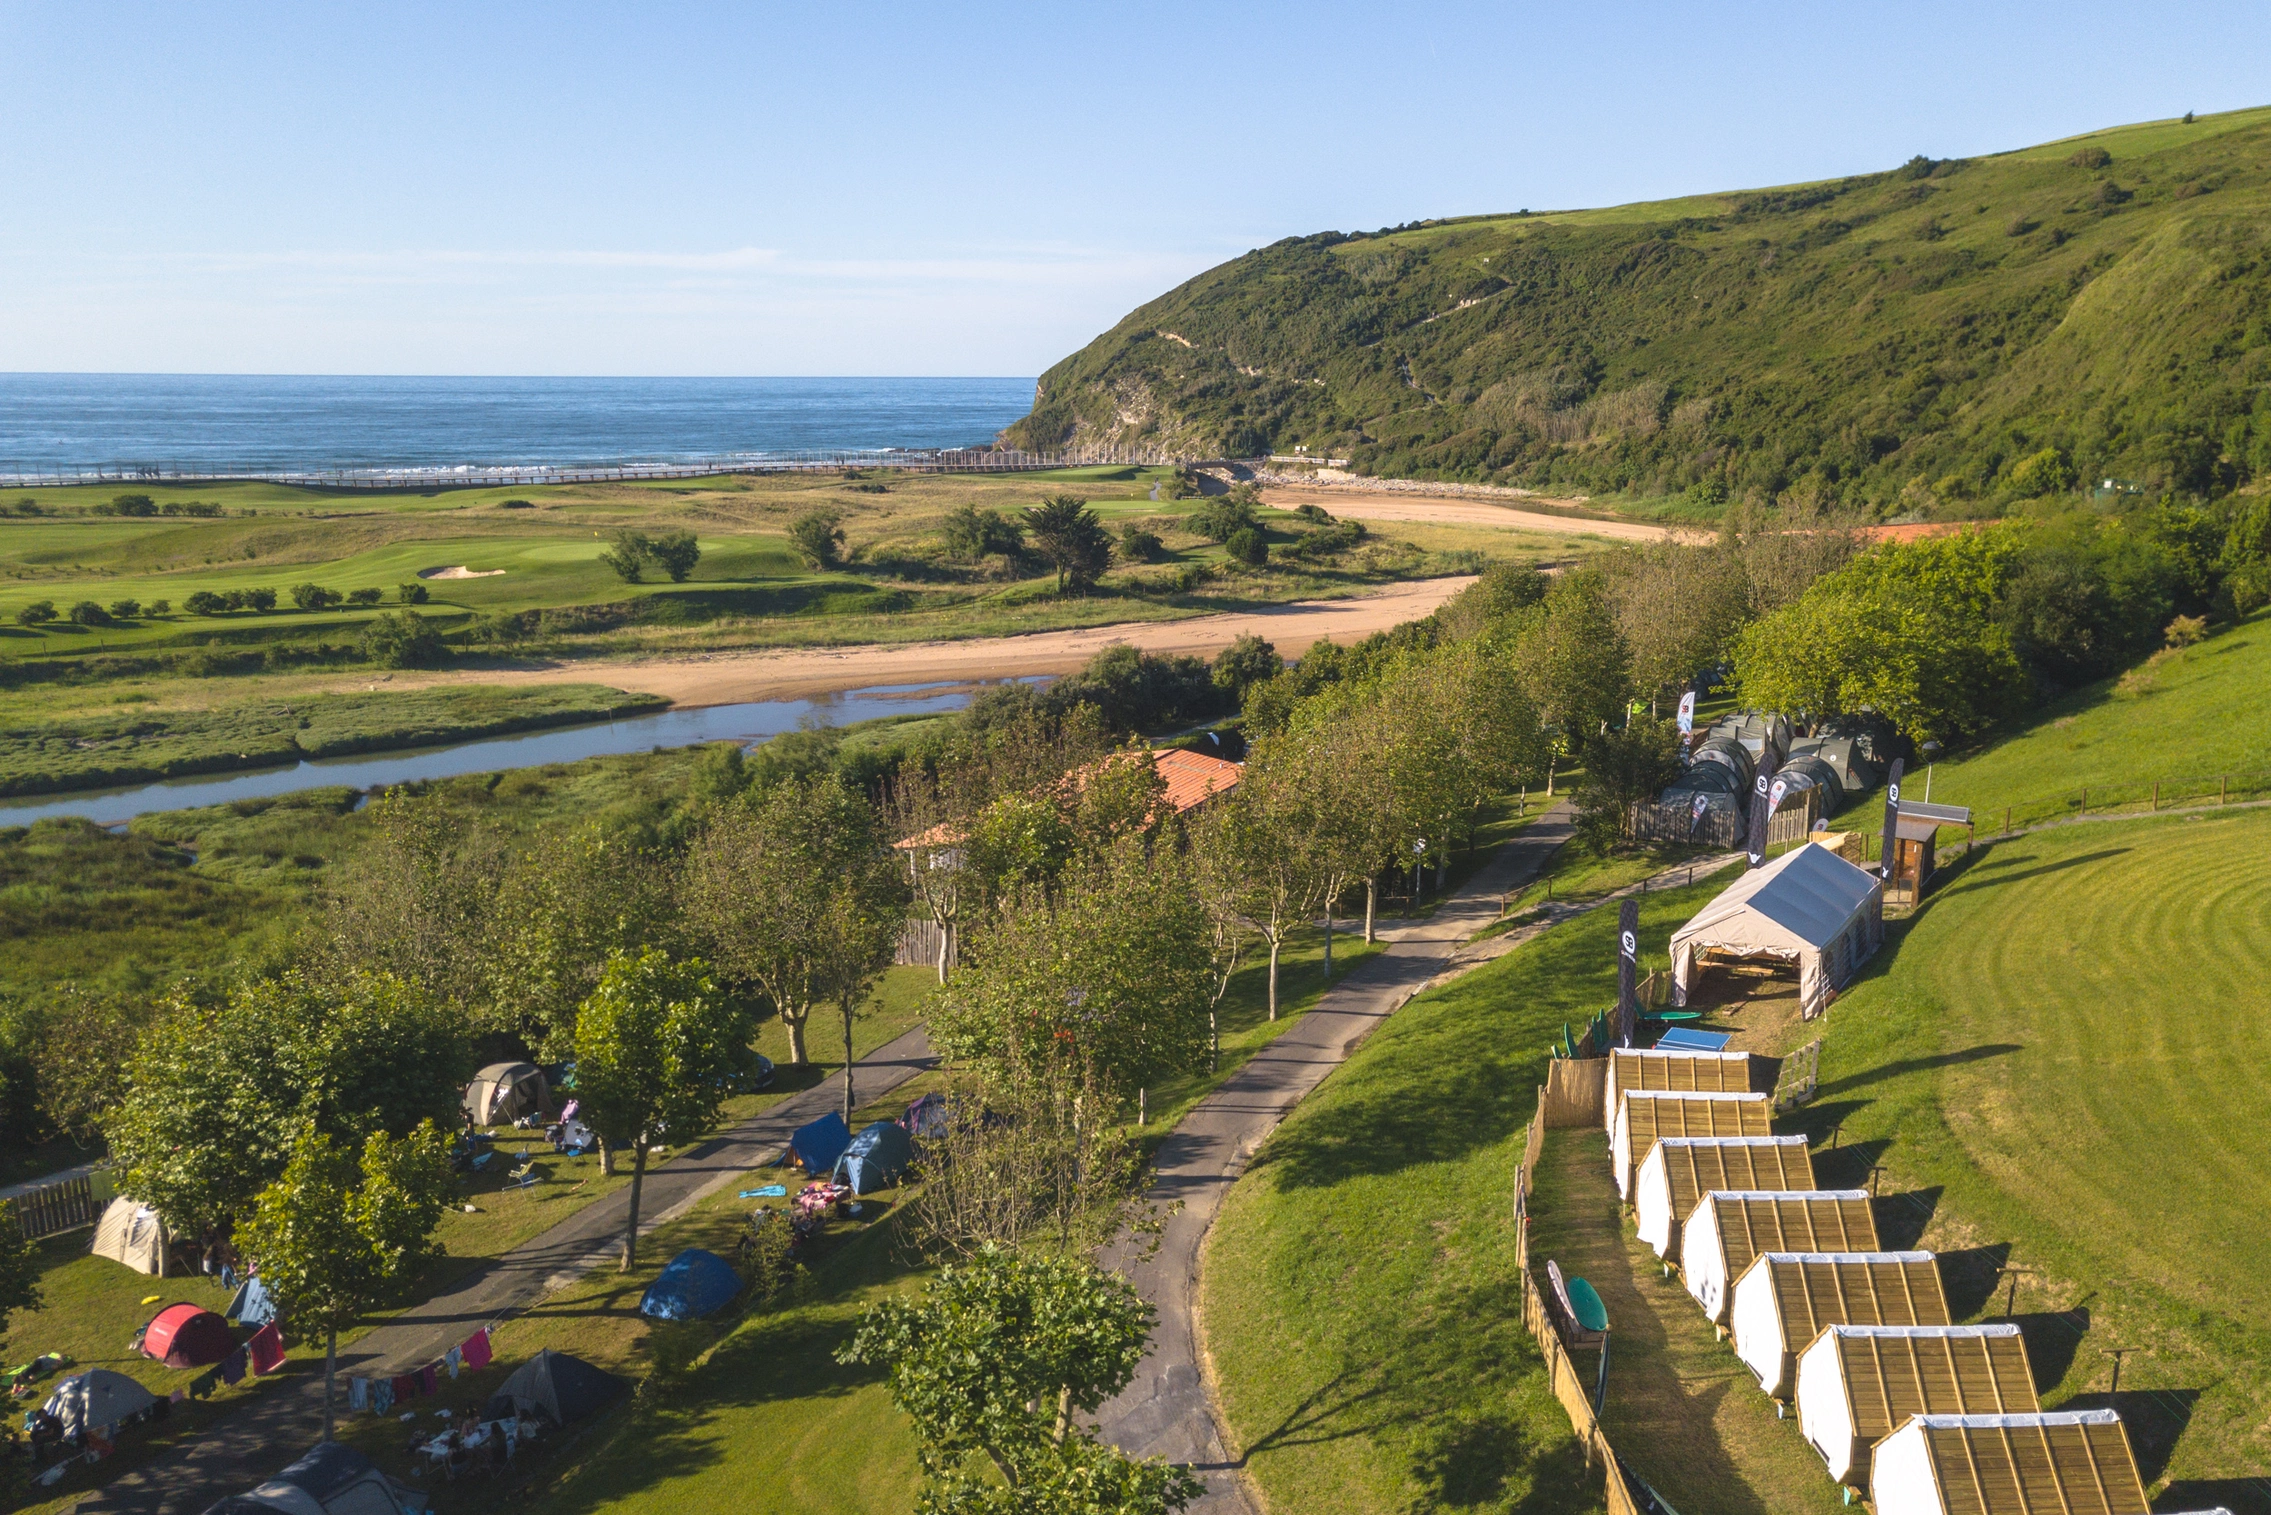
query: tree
1573 718 1686 846
1022 496 1112 594
1514 569 1632 749
838 1246 1201 1515
183 591 223 616
361 610 445 668
347 587 382 607
932 840 1212 1103
396 581 430 605
573 948 751 1271
31 987 143 1147
488 823 681 1057
0 1204 41 1341
646 529 701 582
1224 527 1267 567
1210 634 1280 699
682 776 907 1094
599 529 655 582
790 511 846 569
289 583 341 611
320 790 506 1014
13 601 53 626
944 505 1025 561
105 972 471 1234
1192 760 1319 1022
67 600 110 626
1116 523 1164 563
243 587 278 612
237 1121 453 1440
106 598 142 620
1606 538 1752 708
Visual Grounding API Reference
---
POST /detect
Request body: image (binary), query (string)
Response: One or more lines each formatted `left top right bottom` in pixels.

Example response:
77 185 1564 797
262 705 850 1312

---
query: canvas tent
1680 1191 1880 1324
1730 1253 1952 1397
785 1111 851 1173
1869 1411 2149 1515
1633 1136 1815 1262
1671 841 1883 1019
487 1349 625 1427
1797 1325 2036 1488
462 1061 548 1127
1611 1091 1771 1200
1602 1048 1763 1131
833 1119 914 1195
89 1197 173 1276
202 1441 430 1515
42 1369 159 1441
639 1249 742 1321
142 1304 235 1369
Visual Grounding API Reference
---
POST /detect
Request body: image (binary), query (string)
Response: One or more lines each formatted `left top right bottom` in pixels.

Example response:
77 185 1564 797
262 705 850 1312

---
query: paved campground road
75 1029 939 1515
1098 805 1579 1514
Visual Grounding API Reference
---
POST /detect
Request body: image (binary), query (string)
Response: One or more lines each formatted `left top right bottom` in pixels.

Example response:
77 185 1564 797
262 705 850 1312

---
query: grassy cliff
1008 107 2271 515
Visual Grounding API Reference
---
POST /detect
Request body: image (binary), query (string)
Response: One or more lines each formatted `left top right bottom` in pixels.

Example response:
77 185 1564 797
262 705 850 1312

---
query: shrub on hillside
788 512 846 569
67 601 111 627
1116 524 1165 563
1189 495 1260 542
347 588 382 607
15 601 55 626
184 591 225 615
96 493 156 517
106 599 140 621
397 582 429 605
1224 527 1268 566
942 504 1025 561
290 584 342 611
2005 448 2075 498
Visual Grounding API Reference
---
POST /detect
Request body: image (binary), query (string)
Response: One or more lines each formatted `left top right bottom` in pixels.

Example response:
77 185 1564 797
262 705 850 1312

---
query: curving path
1098 805 1578 1513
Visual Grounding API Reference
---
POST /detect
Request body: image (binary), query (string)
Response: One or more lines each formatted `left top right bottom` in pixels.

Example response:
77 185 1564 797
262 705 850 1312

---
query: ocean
0 374 1037 476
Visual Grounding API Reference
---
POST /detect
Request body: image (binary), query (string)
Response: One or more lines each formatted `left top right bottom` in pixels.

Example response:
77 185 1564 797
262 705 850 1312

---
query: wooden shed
1633 1136 1815 1264
1601 1047 1763 1131
1796 1324 2036 1488
1729 1252 1952 1398
1611 1091 1772 1200
1680 1190 1879 1325
1869 1410 2149 1515
1887 800 1971 906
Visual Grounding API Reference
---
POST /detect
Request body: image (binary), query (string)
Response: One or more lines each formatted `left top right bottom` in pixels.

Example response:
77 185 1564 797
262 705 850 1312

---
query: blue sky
2 1 2266 377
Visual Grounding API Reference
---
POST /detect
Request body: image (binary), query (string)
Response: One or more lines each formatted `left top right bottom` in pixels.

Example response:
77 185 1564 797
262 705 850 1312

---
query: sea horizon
0 373 1039 476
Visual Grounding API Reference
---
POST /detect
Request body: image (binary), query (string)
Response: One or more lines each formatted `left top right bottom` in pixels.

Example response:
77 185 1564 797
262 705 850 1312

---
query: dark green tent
485 1349 624 1427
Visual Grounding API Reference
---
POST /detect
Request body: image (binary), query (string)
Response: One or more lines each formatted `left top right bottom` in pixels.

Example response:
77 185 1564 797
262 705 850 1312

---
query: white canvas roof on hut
1670 841 1883 1018
1601 1047 1760 1131
1869 1410 2149 1515
1633 1137 1815 1263
89 1197 171 1276
1796 1325 2036 1488
1611 1090 1772 1200
1680 1191 1879 1325
1729 1252 1952 1398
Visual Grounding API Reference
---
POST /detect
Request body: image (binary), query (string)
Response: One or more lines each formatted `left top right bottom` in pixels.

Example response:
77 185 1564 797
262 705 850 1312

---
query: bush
500 498 534 509
2067 147 2112 170
1210 633 1282 696
347 588 382 607
397 582 429 605
106 599 141 620
1224 527 1268 566
244 588 277 613
290 583 342 611
146 599 171 616
1574 718 1686 847
362 611 446 669
15 601 55 626
2005 448 2074 498
943 505 1025 561
184 591 225 616
1190 496 1260 542
67 600 112 627
2164 614 2208 649
646 529 702 583
1171 563 1211 594
97 493 156 517
1117 524 1165 563
789 512 846 569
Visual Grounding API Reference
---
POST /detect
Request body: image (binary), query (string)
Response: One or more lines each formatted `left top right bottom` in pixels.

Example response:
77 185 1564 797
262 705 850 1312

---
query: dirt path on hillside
1257 486 1693 541
410 578 1475 709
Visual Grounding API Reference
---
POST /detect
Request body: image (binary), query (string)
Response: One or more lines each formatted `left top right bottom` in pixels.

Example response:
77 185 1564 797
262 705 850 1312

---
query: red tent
141 1304 234 1369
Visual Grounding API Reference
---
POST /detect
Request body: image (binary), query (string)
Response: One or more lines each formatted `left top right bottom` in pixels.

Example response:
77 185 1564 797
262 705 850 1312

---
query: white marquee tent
1671 841 1883 1019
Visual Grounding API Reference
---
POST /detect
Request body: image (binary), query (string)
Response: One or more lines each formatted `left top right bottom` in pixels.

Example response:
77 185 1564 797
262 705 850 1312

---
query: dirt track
422 578 1475 709
1258 485 1689 541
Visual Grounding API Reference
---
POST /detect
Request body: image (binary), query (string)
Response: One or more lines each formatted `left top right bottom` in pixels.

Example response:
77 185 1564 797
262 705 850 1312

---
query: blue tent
223 1275 275 1328
639 1249 742 1321
833 1120 915 1195
785 1111 850 1173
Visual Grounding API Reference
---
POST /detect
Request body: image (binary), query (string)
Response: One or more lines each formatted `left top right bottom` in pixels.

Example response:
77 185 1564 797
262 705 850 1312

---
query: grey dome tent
200 1440 429 1515
1774 752 1848 814
462 1061 548 1126
42 1369 159 1441
833 1119 914 1195
485 1349 625 1427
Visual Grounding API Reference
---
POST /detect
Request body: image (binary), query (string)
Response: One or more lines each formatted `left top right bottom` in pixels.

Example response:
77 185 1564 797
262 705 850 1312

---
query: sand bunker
419 565 507 579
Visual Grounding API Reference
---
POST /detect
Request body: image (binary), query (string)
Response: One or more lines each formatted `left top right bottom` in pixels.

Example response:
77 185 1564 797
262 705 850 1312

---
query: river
0 680 1016 829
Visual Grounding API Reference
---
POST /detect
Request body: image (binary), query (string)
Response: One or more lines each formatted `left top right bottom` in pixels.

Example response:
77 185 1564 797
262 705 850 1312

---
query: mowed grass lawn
1200 882 1744 1515
1794 810 2271 1509
1839 608 2271 837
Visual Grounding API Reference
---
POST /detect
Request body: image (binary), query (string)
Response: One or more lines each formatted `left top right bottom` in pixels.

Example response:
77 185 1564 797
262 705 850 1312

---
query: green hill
1007 107 2271 514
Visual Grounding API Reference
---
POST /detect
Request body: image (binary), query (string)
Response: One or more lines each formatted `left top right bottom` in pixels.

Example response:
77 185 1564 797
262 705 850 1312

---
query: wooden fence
893 918 955 971
1513 1072 1653 1515
5 1172 103 1241
1629 788 1820 850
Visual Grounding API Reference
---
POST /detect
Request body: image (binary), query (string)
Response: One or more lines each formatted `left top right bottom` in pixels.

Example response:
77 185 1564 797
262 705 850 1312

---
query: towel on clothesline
247 1324 286 1376
461 1327 493 1371
445 1346 462 1379
417 1364 438 1396
349 1377 369 1411
370 1377 395 1416
218 1348 247 1386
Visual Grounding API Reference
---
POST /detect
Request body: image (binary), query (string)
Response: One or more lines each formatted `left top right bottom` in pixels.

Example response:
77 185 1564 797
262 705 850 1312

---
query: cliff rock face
1005 107 2271 513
